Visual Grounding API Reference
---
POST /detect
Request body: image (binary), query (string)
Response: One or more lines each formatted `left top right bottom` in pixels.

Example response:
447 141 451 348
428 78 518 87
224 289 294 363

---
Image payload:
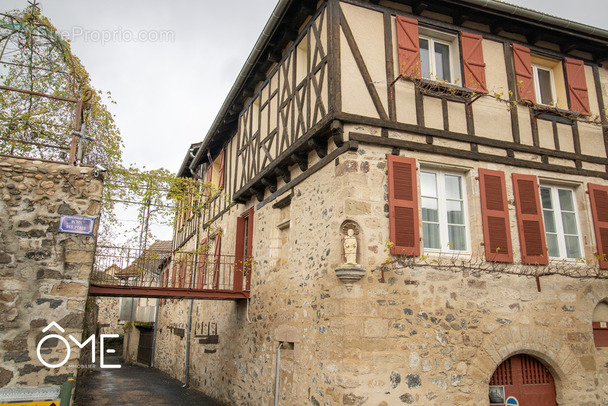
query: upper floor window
397 15 487 92
540 185 582 259
421 169 468 251
418 30 460 84
512 44 590 114
532 64 556 106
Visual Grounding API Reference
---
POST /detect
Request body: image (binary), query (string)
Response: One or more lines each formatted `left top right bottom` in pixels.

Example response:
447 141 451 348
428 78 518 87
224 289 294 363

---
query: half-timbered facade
155 1 608 404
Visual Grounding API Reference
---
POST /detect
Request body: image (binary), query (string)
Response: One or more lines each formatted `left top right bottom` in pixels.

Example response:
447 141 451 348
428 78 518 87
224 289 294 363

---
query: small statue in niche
343 228 358 265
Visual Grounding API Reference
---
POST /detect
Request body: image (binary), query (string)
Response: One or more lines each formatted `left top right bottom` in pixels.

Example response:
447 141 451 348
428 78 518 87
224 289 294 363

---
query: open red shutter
246 207 254 290
212 232 222 289
479 169 512 262
217 148 225 189
234 218 245 292
396 16 421 78
512 44 535 102
564 57 591 115
197 238 208 289
460 32 488 92
512 174 548 265
588 183 608 269
387 155 419 256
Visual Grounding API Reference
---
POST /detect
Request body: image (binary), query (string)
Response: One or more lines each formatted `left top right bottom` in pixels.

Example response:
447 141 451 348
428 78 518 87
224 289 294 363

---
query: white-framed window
540 185 583 259
532 64 557 106
420 169 468 251
418 29 461 85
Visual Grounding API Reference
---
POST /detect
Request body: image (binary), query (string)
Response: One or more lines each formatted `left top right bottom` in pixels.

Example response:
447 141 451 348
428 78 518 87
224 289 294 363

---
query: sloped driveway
74 358 222 406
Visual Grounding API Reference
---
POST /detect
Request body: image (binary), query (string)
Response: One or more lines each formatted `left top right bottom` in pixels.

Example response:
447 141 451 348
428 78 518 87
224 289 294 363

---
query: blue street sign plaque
58 215 95 235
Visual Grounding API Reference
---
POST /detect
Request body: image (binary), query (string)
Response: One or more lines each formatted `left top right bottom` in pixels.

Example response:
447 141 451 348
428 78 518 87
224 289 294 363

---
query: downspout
183 298 194 387
183 193 202 387
274 342 284 406
151 276 160 367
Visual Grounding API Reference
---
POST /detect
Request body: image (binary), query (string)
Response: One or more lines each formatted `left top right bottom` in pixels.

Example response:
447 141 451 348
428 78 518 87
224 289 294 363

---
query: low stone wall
0 156 103 387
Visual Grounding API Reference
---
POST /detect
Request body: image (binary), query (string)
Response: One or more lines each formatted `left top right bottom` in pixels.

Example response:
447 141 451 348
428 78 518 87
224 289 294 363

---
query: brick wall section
0 156 103 387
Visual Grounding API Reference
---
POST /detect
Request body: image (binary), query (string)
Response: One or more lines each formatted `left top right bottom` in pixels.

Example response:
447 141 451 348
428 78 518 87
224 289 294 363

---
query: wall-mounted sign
506 396 519 406
58 215 95 235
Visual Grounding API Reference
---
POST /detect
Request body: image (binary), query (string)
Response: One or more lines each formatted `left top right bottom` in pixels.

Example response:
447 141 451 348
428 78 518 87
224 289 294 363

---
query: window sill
413 77 482 103
519 101 588 123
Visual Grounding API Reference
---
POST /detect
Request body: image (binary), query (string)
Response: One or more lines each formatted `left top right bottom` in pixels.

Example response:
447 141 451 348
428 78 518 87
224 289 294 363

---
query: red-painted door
489 354 556 405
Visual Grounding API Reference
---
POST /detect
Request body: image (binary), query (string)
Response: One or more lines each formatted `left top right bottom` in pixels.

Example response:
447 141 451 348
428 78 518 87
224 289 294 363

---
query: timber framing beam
349 132 608 180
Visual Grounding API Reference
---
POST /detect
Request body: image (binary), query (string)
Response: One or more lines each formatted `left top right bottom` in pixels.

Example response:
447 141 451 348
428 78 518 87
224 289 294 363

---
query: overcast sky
2 0 606 242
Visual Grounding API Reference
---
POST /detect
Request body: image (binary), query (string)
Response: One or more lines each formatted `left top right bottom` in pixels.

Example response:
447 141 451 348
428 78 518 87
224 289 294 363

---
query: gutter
457 0 608 40
188 0 292 175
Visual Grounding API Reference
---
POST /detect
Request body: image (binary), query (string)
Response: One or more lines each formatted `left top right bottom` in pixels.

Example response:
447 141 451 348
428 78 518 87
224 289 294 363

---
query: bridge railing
91 246 250 295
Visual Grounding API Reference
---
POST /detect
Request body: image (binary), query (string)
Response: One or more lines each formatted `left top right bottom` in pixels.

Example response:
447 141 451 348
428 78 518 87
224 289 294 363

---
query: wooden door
489 354 556 405
137 327 154 366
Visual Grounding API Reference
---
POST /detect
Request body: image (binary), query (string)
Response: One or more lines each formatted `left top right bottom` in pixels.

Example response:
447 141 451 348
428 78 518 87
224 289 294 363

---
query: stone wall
152 136 608 405
0 156 103 388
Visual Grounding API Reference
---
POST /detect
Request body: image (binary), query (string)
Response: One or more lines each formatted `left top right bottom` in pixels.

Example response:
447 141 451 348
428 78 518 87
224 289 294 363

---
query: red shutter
212 232 222 289
460 32 488 93
512 44 535 102
512 174 548 265
478 169 512 262
217 148 226 189
387 155 419 256
178 259 186 288
588 183 608 269
197 238 208 289
564 57 591 115
246 207 254 290
396 16 421 78
234 217 245 292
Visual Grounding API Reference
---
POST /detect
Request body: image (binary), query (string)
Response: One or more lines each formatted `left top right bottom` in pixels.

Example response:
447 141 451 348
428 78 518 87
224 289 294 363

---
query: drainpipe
183 197 202 387
151 284 160 367
274 342 284 406
183 298 194 387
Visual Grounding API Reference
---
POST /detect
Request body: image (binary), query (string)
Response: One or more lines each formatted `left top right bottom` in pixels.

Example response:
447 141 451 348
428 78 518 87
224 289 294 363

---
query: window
512 45 590 113
532 64 556 106
418 29 461 84
540 185 582 259
397 17 487 91
420 170 468 251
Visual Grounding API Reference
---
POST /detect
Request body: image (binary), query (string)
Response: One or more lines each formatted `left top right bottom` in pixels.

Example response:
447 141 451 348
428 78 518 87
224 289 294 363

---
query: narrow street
73 357 222 406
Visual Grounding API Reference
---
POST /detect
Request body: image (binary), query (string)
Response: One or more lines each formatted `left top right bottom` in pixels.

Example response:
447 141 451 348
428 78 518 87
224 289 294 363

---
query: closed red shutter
396 15 421 78
588 183 608 269
217 148 226 189
212 232 222 289
564 57 591 115
479 169 512 262
460 32 487 92
387 155 419 256
512 44 535 102
512 174 548 265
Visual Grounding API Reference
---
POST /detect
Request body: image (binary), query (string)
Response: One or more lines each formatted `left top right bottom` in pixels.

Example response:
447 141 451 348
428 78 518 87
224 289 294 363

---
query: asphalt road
73 358 222 406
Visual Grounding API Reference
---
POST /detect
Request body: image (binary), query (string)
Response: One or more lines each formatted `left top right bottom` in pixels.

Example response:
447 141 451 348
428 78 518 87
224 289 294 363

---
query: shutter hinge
480 242 485 246
475 176 479 181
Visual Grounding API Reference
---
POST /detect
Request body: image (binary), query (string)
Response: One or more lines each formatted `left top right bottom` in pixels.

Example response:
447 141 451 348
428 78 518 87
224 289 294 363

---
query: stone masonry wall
0 156 103 388
156 136 608 405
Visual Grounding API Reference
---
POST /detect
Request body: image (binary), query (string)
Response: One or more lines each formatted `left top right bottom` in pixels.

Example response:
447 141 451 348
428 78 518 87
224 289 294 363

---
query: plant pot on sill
335 264 366 292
